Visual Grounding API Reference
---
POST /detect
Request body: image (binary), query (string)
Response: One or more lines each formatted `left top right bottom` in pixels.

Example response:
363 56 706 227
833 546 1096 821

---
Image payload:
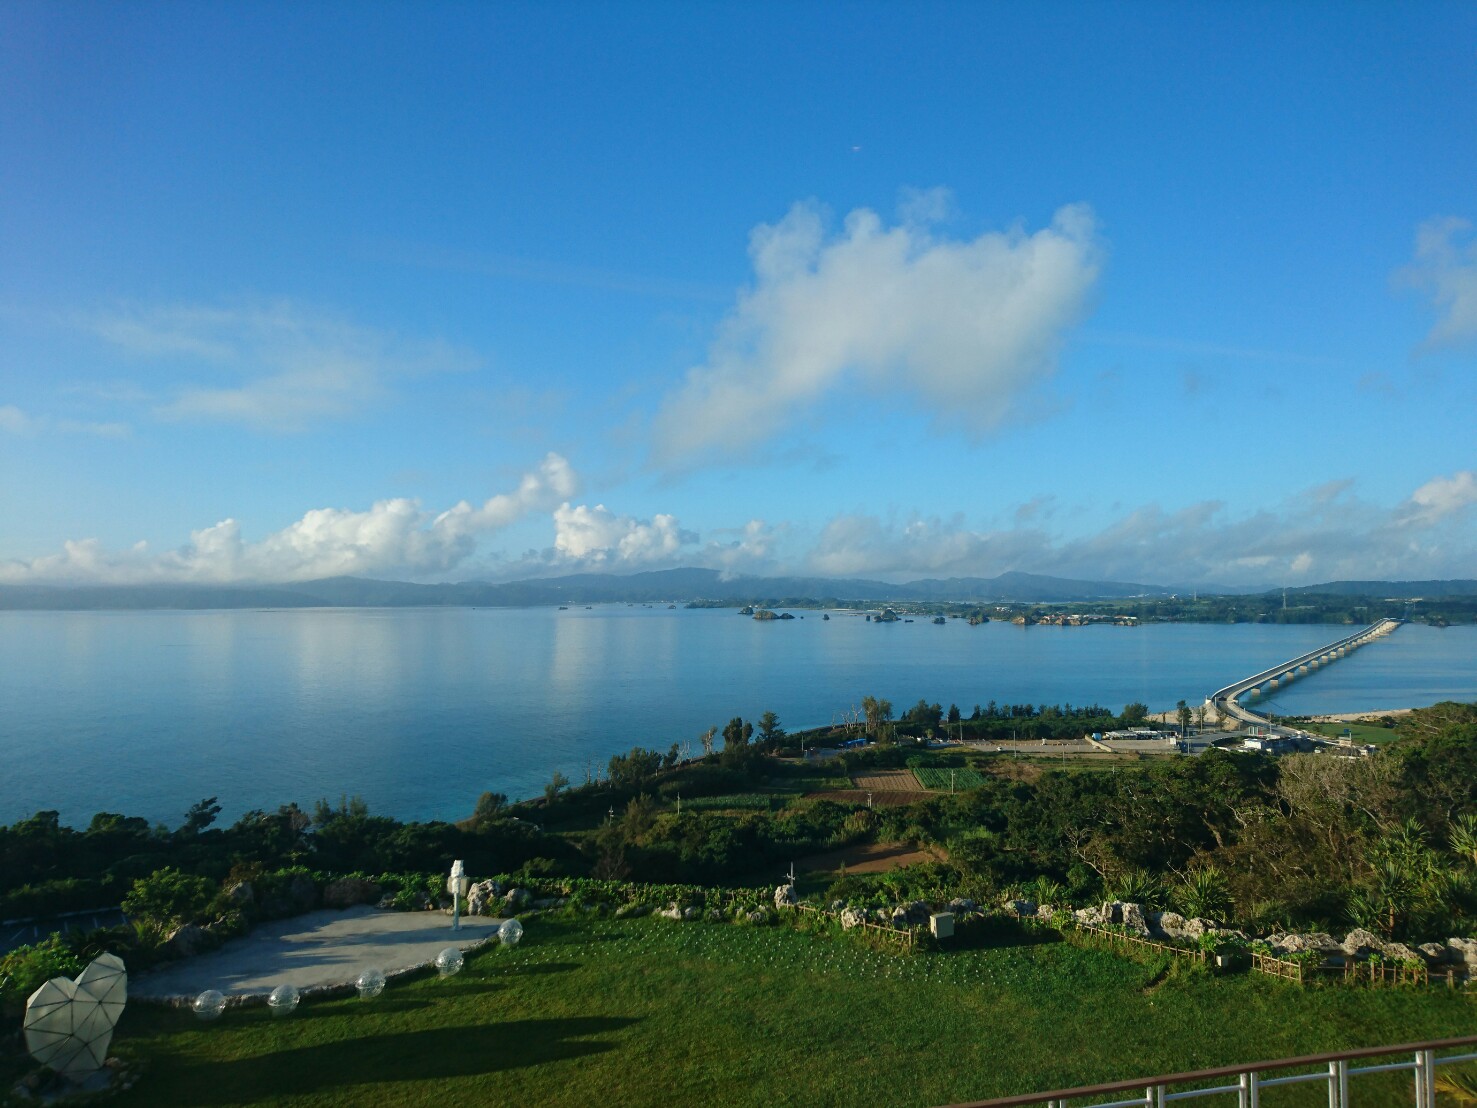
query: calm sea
1 608 1471 827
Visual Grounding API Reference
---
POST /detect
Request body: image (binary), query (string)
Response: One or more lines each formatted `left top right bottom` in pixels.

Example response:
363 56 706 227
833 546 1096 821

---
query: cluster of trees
0 793 563 922
8 698 1477 951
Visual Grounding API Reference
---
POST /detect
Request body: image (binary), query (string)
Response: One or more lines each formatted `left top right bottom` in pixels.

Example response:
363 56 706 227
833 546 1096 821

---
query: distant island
1 568 1474 623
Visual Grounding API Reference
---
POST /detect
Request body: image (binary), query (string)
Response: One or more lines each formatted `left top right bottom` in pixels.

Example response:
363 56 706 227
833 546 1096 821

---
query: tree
1176 700 1192 735
722 717 753 751
947 704 961 724
699 726 718 757
473 792 509 823
1122 702 1150 725
544 771 570 804
179 797 221 837
757 711 785 746
608 747 664 788
861 696 894 735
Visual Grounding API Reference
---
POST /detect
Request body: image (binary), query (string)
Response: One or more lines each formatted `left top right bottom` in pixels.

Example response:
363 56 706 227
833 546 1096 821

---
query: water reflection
0 610 1470 826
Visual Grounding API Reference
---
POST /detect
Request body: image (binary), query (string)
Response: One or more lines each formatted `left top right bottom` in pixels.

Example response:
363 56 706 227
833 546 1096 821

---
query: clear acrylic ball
267 983 300 1016
498 918 524 947
355 967 386 999
192 989 227 1021
435 946 464 977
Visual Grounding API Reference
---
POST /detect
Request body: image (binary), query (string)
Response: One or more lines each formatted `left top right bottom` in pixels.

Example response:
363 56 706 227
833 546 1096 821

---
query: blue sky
1 2 1474 588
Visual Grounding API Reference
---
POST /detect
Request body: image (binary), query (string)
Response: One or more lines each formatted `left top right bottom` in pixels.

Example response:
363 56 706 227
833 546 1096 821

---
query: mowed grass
99 917 1474 1108
1301 721 1401 744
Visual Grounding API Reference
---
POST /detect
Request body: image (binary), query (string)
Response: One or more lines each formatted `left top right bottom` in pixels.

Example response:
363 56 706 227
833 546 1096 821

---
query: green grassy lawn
1301 721 1401 744
73 915 1475 1107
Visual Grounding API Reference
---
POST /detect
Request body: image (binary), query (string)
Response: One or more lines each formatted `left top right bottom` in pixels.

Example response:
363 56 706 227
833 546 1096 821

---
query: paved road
132 905 505 1000
1 909 125 956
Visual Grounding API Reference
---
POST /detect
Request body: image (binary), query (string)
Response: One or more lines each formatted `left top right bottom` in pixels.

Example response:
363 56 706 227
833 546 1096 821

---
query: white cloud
796 471 1477 586
1400 217 1477 350
81 301 476 431
0 403 129 438
1402 470 1477 526
0 405 31 434
551 503 696 566
651 193 1102 467
0 453 575 585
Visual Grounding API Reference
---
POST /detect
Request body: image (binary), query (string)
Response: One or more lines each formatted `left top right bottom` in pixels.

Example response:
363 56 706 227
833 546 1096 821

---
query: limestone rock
658 903 684 921
323 876 381 910
1419 942 1452 965
165 923 211 959
467 880 500 916
1447 937 1477 965
1074 905 1106 926
225 881 254 906
840 907 868 930
1004 899 1037 918
1151 911 1186 938
1121 903 1150 936
905 901 932 925
614 903 650 918
744 909 768 924
890 906 909 929
947 898 978 914
774 884 798 909
1382 942 1424 964
1342 929 1385 956
681 906 702 921
503 888 532 910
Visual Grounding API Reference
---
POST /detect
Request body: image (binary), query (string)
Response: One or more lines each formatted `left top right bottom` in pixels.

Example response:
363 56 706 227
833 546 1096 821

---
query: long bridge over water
1208 617 1403 739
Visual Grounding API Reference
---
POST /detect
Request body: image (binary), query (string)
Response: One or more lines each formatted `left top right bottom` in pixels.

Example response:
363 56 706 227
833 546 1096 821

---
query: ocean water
0 607 1471 827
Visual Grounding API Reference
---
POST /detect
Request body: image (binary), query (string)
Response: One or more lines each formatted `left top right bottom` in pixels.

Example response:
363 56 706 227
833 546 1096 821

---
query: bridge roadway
1208 617 1403 739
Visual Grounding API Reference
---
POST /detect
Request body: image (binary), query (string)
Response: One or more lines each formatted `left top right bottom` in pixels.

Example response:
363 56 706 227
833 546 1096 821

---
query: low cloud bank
5 467 1472 590
0 453 575 585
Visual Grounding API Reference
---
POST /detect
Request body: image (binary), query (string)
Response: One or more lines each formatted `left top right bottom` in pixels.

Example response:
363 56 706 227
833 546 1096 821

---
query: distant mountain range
2 568 1474 610
1283 579 1477 599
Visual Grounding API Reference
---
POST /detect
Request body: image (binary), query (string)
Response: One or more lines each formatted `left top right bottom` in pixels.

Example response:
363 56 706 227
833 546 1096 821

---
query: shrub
121 867 215 928
0 936 84 1016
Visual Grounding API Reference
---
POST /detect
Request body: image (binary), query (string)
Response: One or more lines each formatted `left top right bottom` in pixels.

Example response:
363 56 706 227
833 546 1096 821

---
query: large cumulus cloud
651 193 1101 467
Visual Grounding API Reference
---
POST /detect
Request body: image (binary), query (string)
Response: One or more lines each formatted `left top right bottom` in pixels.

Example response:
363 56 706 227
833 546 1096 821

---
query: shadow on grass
949 918 1064 951
495 961 581 977
156 1017 643 1104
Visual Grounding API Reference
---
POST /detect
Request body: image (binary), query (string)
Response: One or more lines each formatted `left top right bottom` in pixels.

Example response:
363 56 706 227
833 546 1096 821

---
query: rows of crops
681 793 781 811
912 766 987 791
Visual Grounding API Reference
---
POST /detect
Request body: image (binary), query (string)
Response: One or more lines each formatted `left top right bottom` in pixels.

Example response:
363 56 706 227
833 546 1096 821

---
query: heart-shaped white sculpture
23 953 127 1081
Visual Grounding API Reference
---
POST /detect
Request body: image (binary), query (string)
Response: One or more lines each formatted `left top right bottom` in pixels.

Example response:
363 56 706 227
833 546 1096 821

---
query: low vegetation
60 915 1477 1106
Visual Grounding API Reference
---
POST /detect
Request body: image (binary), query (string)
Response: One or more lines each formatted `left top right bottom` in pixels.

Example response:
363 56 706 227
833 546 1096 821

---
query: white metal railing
949 1036 1477 1108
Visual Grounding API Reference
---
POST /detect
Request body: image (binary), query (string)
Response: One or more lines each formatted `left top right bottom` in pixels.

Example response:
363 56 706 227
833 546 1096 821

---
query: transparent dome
267 983 300 1017
355 968 386 999
498 918 524 947
192 990 227 1021
435 947 464 977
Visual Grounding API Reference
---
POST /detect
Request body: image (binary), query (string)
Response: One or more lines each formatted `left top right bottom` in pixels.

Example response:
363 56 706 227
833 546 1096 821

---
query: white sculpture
23 952 127 1082
435 947 464 977
447 859 470 932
